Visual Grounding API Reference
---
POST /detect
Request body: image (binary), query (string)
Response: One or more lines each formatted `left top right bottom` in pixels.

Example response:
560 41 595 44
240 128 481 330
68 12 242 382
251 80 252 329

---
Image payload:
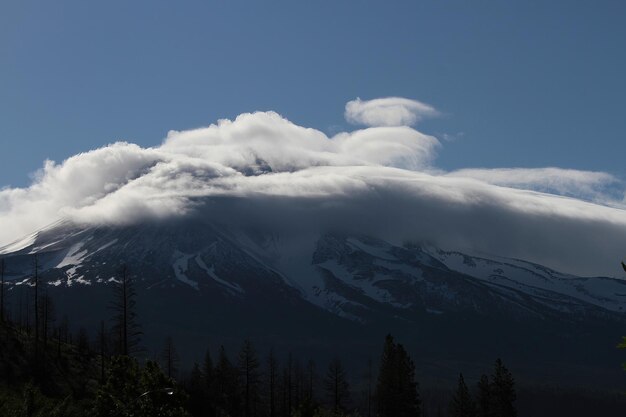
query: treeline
0 260 520 416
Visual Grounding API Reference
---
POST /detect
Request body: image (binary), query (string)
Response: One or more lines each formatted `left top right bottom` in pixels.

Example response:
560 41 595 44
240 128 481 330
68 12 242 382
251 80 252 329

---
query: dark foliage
448 373 476 417
376 334 421 417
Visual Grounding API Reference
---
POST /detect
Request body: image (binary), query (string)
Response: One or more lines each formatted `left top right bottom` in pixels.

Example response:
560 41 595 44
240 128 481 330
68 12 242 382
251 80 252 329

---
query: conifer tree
307 359 316 403
187 362 206 416
476 374 490 417
203 347 214 389
376 334 421 417
215 345 240 416
238 339 261 417
40 292 56 351
97 320 109 383
201 346 216 417
110 265 142 356
281 366 290 417
287 353 293 414
77 327 91 359
267 348 279 417
294 358 304 408
161 336 180 380
490 359 516 417
366 358 373 417
449 373 476 417
324 357 350 413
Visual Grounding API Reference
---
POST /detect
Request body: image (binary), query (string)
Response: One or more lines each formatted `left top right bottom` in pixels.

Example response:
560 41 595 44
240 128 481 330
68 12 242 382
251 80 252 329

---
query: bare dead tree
110 265 142 356
161 335 180 380
97 320 108 382
267 348 279 417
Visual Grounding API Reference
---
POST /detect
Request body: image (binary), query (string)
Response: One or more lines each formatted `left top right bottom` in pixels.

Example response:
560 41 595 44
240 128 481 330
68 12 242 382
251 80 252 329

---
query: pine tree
215 345 240 416
110 264 142 356
324 357 350 413
267 348 279 417
161 336 180 380
76 327 91 359
203 347 214 389
366 358 373 417
307 359 316 403
97 320 109 383
376 334 421 417
476 374 490 417
187 362 206 416
377 334 397 417
202 346 216 416
449 373 476 417
281 366 289 417
40 293 56 349
490 359 516 417
287 353 293 414
238 339 261 417
294 358 303 408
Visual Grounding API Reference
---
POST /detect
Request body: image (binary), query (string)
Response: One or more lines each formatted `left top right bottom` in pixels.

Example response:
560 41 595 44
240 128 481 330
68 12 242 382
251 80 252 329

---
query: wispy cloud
447 167 620 204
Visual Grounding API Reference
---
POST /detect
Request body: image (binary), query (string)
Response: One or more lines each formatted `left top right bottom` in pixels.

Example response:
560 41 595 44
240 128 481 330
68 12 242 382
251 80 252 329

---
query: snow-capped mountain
3 218 626 387
2 219 625 324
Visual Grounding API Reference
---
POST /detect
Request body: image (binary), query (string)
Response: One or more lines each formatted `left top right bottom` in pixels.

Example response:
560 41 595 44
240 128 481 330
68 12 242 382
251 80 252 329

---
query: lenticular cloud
1 99 625 277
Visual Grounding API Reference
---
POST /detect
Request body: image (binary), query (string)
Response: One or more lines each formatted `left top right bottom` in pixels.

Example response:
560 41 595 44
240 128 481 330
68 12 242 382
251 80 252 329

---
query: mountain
1 218 625 387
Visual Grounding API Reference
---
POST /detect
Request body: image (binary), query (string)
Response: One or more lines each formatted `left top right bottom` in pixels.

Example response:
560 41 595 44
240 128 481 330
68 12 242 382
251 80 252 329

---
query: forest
0 259 623 417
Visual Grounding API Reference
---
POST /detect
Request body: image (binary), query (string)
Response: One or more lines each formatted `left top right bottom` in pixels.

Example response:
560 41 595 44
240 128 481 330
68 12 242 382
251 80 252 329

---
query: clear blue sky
1 0 625 187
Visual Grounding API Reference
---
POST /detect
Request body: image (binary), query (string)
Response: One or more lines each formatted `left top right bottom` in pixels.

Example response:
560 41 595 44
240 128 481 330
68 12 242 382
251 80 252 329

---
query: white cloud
345 97 439 127
1 101 625 278
447 167 620 203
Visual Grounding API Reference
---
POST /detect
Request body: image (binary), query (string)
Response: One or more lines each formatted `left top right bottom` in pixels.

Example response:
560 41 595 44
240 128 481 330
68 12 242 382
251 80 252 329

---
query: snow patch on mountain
171 251 199 290
428 248 626 313
318 260 409 308
195 255 243 294
56 242 88 269
346 237 397 260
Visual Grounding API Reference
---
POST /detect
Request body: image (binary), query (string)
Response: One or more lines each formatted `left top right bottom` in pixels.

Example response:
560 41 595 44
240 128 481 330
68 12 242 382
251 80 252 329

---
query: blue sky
1 0 625 187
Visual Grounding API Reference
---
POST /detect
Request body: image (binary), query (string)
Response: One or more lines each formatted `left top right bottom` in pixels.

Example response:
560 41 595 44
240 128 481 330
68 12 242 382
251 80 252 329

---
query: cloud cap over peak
1 100 626 278
345 97 439 127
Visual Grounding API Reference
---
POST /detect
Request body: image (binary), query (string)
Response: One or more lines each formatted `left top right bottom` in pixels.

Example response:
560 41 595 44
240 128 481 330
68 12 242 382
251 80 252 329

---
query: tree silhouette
201 346 216 416
161 336 180 380
267 348 279 417
490 358 516 417
97 320 109 383
476 374 491 417
238 339 261 417
376 334 421 417
110 265 142 356
449 373 476 417
323 357 349 413
214 345 240 416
